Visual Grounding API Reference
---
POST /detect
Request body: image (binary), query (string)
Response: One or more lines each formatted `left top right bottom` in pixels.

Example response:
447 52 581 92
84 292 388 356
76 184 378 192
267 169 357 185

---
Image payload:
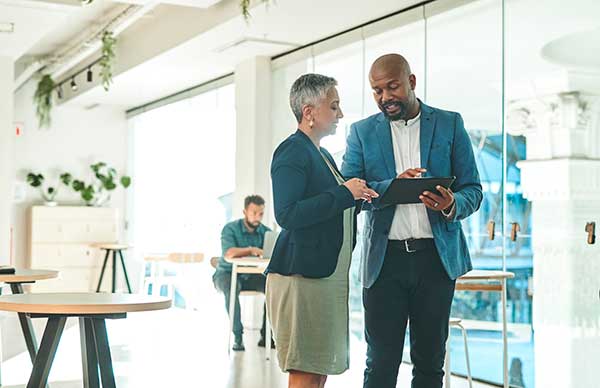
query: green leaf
120 176 131 188
33 75 55 128
100 31 117 91
60 173 72 185
81 185 95 202
27 172 44 187
72 180 85 192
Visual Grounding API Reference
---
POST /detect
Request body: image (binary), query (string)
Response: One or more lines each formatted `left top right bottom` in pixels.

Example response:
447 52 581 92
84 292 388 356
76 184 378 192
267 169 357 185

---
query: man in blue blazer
341 54 482 388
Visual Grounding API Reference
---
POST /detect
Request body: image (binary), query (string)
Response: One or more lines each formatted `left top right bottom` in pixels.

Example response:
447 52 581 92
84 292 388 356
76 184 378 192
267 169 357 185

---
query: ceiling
3 0 423 110
7 0 599 113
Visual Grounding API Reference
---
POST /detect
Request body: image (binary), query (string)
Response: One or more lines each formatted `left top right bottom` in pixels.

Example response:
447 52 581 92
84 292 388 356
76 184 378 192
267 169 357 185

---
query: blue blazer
266 130 358 278
341 101 482 287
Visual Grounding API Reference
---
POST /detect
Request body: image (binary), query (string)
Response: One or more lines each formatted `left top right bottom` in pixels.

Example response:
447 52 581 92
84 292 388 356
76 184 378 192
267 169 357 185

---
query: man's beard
245 219 260 229
379 100 409 121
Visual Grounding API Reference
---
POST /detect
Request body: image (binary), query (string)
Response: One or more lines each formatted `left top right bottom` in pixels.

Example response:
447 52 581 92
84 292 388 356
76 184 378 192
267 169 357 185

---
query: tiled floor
1 305 496 388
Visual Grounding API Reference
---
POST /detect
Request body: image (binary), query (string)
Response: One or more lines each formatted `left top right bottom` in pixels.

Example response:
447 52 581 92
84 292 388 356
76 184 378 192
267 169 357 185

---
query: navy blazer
266 130 357 278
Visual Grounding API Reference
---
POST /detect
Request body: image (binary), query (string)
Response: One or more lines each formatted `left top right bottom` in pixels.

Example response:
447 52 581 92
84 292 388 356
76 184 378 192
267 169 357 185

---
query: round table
0 269 59 370
0 293 171 388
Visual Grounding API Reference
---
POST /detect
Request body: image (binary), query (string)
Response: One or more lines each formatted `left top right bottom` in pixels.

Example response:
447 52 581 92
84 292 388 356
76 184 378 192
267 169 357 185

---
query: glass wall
271 0 600 386
129 83 236 304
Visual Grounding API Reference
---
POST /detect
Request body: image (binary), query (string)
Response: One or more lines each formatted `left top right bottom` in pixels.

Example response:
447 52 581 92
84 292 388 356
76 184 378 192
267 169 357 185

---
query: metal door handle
487 221 495 241
585 222 596 245
510 222 520 242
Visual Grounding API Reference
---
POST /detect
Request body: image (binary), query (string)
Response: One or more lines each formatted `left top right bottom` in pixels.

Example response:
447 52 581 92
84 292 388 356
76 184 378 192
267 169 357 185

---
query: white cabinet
28 206 119 292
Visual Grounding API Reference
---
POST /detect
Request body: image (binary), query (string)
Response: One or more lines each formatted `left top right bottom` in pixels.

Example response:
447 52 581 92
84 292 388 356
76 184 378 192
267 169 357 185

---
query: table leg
502 278 508 388
26 316 66 388
91 318 116 388
118 249 133 293
10 283 39 363
228 264 238 354
111 250 117 293
79 318 100 388
265 303 271 361
96 249 111 292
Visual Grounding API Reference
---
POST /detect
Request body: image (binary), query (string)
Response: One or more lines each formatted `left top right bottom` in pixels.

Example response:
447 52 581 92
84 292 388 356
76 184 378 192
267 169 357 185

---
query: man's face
369 66 416 121
243 203 265 228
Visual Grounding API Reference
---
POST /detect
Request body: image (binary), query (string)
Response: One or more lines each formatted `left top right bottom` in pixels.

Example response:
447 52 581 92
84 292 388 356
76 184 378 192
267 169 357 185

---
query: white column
233 56 272 224
509 70 600 388
0 56 14 264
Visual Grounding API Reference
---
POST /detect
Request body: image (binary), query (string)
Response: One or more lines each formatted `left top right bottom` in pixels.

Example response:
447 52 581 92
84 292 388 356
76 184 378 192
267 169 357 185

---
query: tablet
379 176 456 205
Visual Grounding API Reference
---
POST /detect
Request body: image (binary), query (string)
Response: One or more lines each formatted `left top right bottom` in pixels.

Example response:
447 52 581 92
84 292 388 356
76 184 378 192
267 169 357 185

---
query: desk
0 293 171 388
223 257 270 360
90 244 132 293
0 269 59 366
449 270 515 388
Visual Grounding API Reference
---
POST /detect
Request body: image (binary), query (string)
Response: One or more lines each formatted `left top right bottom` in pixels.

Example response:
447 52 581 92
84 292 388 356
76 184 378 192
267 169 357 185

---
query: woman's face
311 87 344 137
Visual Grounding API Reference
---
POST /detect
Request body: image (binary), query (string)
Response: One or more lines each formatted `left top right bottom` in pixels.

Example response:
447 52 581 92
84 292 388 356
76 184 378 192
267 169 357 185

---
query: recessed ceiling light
0 22 14 34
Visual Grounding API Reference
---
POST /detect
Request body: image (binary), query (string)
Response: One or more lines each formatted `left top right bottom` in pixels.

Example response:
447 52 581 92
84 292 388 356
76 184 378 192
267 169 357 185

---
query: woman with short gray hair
266 73 378 388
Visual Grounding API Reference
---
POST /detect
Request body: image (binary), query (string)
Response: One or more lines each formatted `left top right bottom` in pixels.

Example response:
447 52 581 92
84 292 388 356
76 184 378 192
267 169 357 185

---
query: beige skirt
266 206 354 375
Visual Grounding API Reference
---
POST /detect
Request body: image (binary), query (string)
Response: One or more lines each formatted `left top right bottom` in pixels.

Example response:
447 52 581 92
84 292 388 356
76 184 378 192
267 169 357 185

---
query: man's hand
250 247 264 257
398 168 427 179
420 185 454 212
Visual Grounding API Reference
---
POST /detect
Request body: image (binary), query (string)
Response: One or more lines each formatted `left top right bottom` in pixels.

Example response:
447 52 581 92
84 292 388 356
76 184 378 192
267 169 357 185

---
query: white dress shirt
388 112 435 240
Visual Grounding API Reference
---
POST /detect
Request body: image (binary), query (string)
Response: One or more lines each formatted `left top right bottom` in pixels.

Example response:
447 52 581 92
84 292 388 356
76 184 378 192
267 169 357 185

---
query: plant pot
44 201 58 207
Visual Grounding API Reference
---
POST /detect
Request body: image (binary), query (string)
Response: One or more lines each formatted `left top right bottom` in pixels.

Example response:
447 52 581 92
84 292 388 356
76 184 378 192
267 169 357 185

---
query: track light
87 67 93 82
57 84 63 99
70 77 78 92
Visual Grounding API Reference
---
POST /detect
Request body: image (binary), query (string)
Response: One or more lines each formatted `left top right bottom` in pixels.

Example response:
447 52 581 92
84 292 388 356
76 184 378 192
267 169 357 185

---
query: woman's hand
343 178 379 203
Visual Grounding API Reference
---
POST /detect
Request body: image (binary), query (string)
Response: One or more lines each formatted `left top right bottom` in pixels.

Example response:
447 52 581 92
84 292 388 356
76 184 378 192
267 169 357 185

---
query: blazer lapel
375 115 396 178
419 102 436 171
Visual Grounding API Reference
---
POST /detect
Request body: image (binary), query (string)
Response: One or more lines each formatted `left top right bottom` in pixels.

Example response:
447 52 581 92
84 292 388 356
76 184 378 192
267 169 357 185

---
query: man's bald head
369 54 412 80
368 53 419 121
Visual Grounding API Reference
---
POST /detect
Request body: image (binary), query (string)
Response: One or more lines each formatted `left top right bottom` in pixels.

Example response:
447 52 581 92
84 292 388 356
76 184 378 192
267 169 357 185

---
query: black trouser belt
387 238 435 253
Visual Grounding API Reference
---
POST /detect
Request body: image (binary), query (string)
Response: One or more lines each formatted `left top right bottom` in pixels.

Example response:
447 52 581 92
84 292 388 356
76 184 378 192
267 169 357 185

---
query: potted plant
26 172 59 206
64 162 131 206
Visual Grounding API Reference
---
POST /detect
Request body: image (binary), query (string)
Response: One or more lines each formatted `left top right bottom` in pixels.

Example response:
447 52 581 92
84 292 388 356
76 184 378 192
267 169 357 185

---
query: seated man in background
213 194 272 351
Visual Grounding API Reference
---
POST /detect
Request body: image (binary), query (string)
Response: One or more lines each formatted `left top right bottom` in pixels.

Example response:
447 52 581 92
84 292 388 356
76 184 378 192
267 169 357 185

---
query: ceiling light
70 78 78 92
57 84 64 99
0 22 14 33
86 67 93 82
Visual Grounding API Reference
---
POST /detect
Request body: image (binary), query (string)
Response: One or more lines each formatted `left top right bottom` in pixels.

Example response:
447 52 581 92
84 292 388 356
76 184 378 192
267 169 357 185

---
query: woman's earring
309 120 314 128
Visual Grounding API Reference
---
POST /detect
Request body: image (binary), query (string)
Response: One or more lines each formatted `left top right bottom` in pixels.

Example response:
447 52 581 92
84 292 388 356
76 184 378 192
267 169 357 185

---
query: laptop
261 230 279 260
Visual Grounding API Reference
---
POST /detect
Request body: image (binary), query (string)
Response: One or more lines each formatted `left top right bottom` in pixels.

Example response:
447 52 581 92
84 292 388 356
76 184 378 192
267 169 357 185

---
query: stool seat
91 243 131 250
449 317 462 325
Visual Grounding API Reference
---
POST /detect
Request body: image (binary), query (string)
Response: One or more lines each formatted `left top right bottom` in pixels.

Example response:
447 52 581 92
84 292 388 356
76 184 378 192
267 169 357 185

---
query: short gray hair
289 73 337 123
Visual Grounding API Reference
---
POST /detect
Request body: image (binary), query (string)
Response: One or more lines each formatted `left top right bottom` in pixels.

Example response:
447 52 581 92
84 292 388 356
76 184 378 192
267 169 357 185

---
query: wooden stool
91 244 132 293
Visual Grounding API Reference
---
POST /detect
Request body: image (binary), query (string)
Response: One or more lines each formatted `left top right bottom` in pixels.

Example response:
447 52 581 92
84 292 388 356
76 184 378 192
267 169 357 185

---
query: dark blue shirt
215 219 270 274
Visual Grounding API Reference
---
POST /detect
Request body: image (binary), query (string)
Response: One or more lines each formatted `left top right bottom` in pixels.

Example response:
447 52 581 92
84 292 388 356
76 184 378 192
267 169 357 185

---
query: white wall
0 79 131 361
0 56 14 264
12 80 130 268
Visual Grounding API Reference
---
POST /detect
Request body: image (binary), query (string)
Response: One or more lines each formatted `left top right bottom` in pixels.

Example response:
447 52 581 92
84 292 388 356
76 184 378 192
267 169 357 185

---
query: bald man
341 54 482 388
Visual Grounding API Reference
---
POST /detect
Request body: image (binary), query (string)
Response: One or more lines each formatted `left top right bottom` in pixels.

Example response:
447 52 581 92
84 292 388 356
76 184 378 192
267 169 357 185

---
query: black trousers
363 240 456 388
213 272 266 338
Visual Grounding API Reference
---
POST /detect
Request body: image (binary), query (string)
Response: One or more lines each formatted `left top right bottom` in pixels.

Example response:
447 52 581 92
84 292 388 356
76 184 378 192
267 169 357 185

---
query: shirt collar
391 110 421 128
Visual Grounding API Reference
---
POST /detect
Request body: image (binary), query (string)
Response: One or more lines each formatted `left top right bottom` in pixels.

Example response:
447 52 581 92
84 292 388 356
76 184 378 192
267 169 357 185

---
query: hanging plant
241 0 272 21
99 31 117 91
33 74 56 129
